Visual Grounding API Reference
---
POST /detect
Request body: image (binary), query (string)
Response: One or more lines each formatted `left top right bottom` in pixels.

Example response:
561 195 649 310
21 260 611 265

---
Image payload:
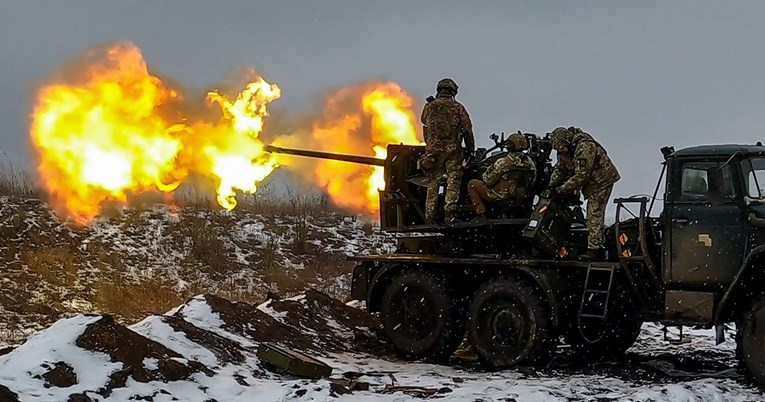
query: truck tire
380 269 466 361
468 277 555 368
565 283 642 358
737 295 765 385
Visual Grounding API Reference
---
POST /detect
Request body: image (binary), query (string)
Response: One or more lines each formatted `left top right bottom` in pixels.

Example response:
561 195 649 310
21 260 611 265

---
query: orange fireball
273 82 422 215
30 43 185 224
30 43 281 223
30 42 422 224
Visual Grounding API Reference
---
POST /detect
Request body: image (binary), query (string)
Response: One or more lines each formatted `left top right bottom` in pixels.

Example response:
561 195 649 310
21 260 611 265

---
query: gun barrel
264 145 386 166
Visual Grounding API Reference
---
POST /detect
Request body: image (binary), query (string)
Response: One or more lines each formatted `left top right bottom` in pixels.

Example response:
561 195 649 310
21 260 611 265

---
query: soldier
467 133 536 222
546 127 620 261
420 78 475 224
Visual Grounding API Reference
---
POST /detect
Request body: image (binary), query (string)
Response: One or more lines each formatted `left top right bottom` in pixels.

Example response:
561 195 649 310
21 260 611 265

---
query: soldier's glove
463 149 474 164
540 187 559 199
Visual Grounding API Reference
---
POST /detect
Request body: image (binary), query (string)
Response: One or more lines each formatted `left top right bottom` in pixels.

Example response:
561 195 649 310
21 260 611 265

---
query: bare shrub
177 214 233 278
0 154 35 198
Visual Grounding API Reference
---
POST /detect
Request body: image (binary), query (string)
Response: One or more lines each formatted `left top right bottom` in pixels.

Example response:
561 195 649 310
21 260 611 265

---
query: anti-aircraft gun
272 136 765 388
264 132 555 232
265 132 577 259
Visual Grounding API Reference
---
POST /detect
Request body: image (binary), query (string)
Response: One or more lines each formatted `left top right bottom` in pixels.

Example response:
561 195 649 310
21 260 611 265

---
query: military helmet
436 78 458 95
506 133 528 151
550 127 573 150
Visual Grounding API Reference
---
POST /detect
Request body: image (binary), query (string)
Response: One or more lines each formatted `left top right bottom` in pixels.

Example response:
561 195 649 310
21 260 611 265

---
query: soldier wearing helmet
546 126 620 260
420 78 475 224
467 133 536 221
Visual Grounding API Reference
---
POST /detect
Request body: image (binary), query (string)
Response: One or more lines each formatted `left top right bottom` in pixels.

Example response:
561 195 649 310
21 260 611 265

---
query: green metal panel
256 343 332 379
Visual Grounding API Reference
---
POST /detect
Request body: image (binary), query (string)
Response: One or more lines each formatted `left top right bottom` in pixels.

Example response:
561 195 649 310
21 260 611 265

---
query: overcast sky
2 1 765 200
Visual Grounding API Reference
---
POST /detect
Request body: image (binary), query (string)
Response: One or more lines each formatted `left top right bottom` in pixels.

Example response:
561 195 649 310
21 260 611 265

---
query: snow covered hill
0 195 764 401
0 290 763 401
0 195 392 346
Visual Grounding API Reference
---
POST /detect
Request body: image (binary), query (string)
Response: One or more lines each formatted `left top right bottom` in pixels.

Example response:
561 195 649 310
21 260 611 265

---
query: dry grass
0 178 378 332
21 246 79 287
94 274 187 321
0 156 35 198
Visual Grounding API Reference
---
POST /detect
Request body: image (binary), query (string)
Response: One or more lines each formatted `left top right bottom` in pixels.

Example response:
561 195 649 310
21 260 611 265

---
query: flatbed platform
389 218 529 233
350 253 617 269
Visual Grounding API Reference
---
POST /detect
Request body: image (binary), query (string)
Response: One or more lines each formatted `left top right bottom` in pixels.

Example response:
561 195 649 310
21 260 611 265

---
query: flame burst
30 42 421 223
31 43 279 224
273 83 422 215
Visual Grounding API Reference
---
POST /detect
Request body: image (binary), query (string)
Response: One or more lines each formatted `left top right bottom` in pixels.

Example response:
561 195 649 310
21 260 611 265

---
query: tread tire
380 269 466 361
737 294 765 385
468 277 556 368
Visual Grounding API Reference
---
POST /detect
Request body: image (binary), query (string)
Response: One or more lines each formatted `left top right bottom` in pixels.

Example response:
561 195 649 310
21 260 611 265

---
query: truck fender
366 263 408 313
512 266 562 327
715 245 765 325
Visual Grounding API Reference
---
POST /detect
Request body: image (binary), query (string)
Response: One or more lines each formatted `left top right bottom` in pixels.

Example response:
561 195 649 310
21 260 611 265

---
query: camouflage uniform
550 127 620 249
420 79 475 223
468 134 536 214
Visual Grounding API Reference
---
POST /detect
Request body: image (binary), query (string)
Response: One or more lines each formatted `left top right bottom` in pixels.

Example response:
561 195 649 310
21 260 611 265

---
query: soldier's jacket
482 152 537 201
552 131 620 196
421 93 475 154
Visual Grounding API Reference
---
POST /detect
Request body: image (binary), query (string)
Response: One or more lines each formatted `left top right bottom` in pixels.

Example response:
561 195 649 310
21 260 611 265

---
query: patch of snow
142 357 159 371
176 296 255 347
131 316 219 367
256 300 288 323
0 315 122 401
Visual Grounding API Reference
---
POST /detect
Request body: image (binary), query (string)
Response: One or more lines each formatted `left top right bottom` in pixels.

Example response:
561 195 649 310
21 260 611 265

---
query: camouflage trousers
424 151 463 223
584 184 613 249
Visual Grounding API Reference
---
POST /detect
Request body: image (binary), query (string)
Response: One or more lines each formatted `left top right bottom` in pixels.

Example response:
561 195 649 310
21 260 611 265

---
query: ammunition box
256 342 333 379
522 198 574 257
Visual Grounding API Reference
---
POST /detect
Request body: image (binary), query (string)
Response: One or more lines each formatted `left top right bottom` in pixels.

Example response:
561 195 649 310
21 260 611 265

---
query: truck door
668 160 745 286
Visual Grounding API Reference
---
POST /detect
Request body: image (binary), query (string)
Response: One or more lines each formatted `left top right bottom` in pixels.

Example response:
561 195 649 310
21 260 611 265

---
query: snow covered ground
0 292 762 402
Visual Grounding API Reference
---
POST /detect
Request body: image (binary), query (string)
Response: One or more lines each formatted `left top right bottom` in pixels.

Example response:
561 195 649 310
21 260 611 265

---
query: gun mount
264 133 562 236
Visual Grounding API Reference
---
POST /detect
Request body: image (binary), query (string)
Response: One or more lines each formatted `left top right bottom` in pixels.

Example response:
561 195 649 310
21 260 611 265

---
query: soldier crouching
547 126 620 261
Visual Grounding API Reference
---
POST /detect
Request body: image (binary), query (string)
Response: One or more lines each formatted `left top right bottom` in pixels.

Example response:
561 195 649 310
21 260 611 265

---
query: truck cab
649 145 765 326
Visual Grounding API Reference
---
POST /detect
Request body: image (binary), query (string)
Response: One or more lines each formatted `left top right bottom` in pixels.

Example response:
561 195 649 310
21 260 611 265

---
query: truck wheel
468 277 555 368
737 296 765 385
380 269 466 361
565 283 642 358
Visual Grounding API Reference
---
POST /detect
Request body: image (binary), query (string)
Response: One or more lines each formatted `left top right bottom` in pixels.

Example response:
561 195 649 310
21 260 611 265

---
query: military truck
266 138 765 385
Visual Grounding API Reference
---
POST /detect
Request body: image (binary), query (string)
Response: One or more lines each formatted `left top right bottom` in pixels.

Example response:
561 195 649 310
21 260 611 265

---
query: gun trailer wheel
468 277 555 367
380 269 466 361
738 296 765 386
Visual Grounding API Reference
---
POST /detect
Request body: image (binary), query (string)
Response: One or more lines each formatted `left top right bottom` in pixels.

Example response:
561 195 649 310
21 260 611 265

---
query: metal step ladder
577 264 616 343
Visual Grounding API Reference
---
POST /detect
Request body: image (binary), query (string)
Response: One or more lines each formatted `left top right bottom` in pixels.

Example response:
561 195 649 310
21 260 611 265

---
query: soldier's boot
470 213 487 225
578 248 604 261
443 210 457 225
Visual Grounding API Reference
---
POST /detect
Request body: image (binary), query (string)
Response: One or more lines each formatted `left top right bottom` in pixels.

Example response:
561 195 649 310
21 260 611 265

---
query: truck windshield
742 157 765 198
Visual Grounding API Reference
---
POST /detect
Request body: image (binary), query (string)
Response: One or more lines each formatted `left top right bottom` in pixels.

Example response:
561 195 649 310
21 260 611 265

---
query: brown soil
75 315 212 396
199 289 392 356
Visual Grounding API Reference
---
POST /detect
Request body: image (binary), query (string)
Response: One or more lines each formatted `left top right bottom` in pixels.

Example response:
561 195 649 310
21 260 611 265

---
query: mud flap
715 323 725 345
351 265 368 301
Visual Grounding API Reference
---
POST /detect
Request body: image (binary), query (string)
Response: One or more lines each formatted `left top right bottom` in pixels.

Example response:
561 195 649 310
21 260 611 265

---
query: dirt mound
162 315 246 365
0 384 19 402
200 289 390 355
75 315 212 396
268 289 389 354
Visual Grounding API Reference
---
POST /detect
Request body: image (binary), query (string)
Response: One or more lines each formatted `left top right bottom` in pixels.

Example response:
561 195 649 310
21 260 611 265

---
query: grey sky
1 1 765 200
